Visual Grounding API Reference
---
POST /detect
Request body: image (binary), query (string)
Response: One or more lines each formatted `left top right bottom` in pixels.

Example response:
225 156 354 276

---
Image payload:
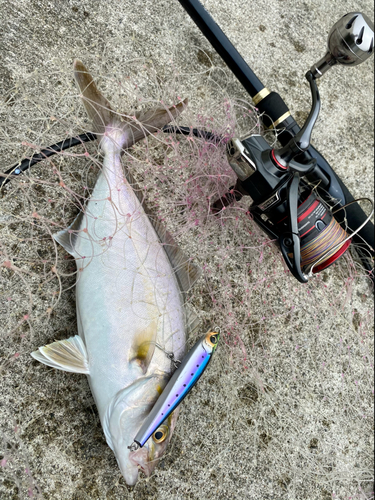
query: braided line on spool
300 217 349 271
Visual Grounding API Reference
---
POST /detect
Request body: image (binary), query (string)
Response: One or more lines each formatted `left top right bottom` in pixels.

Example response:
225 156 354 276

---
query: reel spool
276 190 351 276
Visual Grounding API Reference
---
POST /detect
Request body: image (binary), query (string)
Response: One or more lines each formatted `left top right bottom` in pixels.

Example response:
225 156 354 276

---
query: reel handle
274 73 321 165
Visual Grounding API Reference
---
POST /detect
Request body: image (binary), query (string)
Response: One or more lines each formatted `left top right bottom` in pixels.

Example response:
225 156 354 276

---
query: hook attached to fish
128 329 220 451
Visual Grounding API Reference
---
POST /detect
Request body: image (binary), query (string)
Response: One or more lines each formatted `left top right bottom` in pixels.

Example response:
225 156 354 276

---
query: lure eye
206 332 218 347
152 425 168 444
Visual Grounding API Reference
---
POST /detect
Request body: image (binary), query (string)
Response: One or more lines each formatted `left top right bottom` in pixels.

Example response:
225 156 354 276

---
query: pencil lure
129 330 220 451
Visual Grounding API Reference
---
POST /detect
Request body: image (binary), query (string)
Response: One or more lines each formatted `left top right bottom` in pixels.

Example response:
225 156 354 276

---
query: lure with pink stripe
132 331 219 448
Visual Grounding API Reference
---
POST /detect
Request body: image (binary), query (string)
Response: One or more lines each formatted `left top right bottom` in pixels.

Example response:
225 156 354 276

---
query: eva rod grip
255 92 290 128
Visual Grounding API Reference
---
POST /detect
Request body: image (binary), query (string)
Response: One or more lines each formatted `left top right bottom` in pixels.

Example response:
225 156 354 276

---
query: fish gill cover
0 1 374 499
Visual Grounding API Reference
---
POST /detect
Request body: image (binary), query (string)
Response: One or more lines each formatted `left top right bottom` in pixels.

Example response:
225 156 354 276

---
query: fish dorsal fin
53 210 85 257
185 304 200 335
129 322 157 374
124 168 201 293
73 59 188 150
31 335 90 374
156 226 202 293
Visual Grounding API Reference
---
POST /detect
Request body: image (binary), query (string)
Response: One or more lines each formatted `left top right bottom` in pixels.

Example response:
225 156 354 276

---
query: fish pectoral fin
53 210 85 257
31 335 90 374
129 322 157 374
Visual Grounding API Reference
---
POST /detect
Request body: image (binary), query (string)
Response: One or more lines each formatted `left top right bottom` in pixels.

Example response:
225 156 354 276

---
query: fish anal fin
53 210 85 256
129 322 157 374
31 335 89 374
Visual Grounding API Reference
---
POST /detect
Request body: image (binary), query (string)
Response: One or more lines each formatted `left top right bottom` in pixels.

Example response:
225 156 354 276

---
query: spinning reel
214 13 374 283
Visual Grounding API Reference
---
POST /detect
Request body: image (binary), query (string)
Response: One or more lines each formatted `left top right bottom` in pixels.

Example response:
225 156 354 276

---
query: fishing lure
129 330 220 451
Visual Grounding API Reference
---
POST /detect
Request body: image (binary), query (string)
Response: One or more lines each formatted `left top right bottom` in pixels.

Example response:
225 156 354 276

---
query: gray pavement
0 1 374 499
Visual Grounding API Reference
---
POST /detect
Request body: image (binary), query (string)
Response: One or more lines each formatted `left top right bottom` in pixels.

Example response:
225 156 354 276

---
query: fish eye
152 425 168 444
206 332 218 347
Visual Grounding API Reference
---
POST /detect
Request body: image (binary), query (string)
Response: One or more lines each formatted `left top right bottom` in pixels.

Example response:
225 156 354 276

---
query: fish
31 60 201 486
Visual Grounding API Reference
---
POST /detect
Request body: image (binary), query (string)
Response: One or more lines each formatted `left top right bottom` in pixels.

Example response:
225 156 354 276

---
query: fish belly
74 162 185 422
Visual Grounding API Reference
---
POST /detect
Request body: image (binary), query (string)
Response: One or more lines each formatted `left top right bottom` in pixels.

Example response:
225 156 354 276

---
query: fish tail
73 59 114 136
73 60 187 152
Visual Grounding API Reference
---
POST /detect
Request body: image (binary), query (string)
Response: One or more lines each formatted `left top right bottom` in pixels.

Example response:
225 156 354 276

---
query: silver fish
31 60 200 485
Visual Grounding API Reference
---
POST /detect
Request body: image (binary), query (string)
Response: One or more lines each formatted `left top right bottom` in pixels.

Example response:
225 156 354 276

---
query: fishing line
308 197 375 276
154 342 182 369
300 217 349 273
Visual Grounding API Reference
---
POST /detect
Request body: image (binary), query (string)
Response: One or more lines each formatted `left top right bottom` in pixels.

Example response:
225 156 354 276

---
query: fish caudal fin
128 102 188 147
31 335 90 374
73 59 188 150
74 59 114 136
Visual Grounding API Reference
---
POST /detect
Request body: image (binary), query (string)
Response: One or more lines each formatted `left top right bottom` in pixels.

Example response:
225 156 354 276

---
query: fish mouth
113 443 149 486
129 445 156 478
116 458 139 486
106 375 171 485
114 452 151 486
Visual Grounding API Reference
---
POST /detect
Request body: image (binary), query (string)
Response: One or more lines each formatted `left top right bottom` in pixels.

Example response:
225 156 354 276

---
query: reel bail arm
222 81 358 282
279 173 308 283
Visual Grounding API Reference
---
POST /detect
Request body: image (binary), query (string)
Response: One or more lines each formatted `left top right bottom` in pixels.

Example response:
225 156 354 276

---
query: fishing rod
1 7 373 282
176 0 374 281
0 133 96 188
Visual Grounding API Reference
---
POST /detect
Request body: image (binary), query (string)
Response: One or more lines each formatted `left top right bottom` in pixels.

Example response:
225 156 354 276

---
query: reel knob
311 12 374 78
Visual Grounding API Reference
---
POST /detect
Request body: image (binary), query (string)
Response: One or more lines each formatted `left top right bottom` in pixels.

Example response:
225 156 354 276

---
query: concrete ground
0 0 373 499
